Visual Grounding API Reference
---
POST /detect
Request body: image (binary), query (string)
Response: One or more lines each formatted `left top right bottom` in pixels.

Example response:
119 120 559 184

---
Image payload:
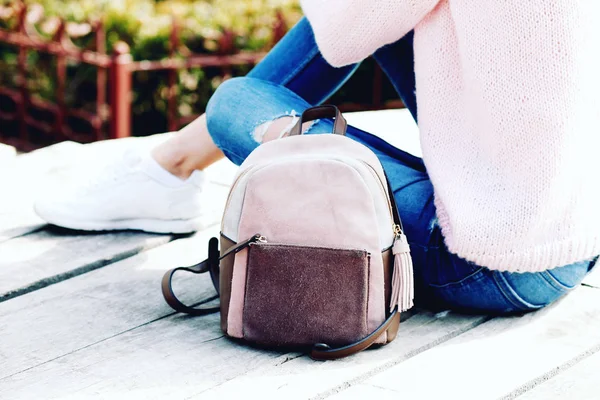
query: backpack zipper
220 234 267 260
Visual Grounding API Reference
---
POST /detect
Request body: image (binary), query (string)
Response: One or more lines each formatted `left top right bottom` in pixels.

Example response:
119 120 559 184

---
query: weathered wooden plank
0 227 219 379
347 287 600 400
0 227 171 302
514 348 600 400
0 313 288 400
0 308 486 399
195 312 487 400
327 384 399 399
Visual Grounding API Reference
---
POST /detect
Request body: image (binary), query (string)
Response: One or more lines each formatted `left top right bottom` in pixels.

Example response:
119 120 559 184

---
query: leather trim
386 312 400 342
288 105 347 136
382 248 392 316
310 310 400 360
219 235 236 333
382 248 400 343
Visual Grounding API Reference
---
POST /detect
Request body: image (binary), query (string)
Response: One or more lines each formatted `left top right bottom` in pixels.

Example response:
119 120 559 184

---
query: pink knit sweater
301 0 600 272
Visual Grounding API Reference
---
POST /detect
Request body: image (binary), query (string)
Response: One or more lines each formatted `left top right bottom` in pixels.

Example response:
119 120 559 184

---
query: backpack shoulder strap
161 237 220 316
310 308 401 360
161 234 265 315
288 105 347 136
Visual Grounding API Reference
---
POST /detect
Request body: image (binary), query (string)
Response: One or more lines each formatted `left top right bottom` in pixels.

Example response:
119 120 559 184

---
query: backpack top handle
288 105 347 136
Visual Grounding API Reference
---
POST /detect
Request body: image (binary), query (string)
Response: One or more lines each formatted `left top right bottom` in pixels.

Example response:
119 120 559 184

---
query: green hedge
29 0 303 57
0 0 394 141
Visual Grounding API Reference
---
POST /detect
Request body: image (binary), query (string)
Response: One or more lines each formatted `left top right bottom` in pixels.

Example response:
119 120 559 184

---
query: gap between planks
0 307 485 399
0 227 173 303
511 344 600 400
327 285 600 400
0 227 222 380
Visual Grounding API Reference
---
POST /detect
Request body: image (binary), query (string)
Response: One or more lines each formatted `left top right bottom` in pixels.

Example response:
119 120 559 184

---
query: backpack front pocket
242 243 370 347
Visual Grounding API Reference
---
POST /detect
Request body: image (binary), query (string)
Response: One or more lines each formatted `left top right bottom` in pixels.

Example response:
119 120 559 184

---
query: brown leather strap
310 309 401 360
162 235 267 315
288 105 347 136
161 238 220 316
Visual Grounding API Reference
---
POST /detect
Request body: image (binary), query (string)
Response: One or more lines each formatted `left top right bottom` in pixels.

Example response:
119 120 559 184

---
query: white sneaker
34 149 208 234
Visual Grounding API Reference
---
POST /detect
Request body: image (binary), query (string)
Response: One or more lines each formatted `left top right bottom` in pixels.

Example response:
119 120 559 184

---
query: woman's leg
154 17 361 178
415 217 598 314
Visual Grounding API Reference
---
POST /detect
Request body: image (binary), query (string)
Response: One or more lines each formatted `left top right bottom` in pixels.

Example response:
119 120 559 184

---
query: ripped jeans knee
252 111 300 143
205 76 333 165
252 112 322 143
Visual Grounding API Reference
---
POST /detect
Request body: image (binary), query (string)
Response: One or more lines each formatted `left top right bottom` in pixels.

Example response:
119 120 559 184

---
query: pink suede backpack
162 105 414 360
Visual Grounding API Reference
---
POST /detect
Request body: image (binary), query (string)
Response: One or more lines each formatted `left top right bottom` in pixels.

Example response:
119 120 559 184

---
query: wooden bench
1 110 598 399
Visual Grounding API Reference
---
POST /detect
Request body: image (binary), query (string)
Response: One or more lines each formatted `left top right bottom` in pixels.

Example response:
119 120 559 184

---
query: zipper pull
393 224 403 238
220 233 266 260
390 227 414 313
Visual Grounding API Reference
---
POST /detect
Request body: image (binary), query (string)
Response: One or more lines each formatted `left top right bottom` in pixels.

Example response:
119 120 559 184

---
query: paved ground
1 110 598 399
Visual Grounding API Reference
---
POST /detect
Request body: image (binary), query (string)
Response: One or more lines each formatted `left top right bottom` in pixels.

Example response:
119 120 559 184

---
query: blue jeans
205 18 597 314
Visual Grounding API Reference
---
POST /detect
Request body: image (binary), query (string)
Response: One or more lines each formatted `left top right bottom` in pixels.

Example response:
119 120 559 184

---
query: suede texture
228 249 249 338
222 134 393 248
243 243 370 346
383 248 401 343
227 159 387 342
222 155 394 252
383 248 392 314
240 135 387 186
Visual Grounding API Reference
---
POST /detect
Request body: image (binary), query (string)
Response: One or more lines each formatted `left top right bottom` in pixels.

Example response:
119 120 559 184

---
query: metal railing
0 2 396 151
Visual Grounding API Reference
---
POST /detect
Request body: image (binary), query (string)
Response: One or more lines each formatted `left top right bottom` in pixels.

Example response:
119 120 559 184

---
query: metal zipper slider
393 224 403 239
220 233 266 260
256 235 267 243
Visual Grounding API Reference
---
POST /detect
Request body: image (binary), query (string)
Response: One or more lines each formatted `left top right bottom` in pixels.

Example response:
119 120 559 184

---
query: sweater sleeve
300 0 441 67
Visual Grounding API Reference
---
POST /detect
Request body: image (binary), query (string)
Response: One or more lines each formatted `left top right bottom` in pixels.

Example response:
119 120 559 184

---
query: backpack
161 105 414 360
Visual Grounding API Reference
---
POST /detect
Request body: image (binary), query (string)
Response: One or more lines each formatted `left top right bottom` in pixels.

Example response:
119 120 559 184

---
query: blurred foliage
0 0 393 142
9 0 302 56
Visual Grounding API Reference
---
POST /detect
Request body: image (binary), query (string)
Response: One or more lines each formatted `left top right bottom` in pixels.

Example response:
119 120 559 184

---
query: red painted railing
0 2 396 151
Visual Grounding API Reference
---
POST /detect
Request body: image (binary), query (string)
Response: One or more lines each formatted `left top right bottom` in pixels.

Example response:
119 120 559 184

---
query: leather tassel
390 232 414 312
